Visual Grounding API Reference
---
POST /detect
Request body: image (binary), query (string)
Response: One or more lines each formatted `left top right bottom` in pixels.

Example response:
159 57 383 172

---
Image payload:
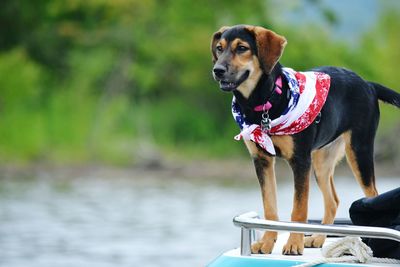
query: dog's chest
245 135 294 160
270 135 294 159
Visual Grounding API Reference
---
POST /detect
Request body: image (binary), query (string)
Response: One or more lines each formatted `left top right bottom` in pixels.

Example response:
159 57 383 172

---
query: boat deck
209 232 398 267
207 212 400 267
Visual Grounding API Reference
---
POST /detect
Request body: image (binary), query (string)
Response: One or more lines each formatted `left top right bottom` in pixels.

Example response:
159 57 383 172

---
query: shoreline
0 158 399 182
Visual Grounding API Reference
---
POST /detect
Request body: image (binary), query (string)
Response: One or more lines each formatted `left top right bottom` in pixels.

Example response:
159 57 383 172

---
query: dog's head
211 25 287 97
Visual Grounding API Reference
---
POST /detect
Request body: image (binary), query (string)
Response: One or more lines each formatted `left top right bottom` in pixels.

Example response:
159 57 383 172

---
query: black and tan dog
210 25 400 255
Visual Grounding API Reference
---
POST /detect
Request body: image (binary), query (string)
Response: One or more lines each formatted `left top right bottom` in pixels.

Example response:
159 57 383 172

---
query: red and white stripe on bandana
233 67 331 155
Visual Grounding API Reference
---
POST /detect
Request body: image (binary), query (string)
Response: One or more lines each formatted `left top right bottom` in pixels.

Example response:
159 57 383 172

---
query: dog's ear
211 26 230 63
245 26 287 74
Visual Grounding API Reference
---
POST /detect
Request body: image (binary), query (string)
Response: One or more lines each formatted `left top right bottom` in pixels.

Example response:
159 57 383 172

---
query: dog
210 25 400 255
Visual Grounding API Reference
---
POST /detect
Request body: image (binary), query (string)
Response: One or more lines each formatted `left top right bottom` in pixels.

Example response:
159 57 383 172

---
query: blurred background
0 0 399 266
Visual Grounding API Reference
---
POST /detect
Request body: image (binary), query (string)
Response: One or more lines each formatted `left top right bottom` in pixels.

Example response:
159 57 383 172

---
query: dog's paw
282 233 304 255
251 231 277 254
304 234 326 248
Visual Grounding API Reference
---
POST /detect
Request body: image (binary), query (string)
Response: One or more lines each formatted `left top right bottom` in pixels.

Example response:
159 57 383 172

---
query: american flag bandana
232 67 330 155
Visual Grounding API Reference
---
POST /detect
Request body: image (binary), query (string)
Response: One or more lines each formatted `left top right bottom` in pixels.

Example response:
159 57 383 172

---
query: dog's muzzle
213 66 250 92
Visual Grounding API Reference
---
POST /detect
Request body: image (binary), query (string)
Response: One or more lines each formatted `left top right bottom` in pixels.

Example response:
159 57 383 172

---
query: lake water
0 168 398 267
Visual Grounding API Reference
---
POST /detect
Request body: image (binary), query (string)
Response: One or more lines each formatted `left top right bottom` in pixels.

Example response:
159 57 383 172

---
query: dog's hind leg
245 140 279 254
344 131 379 197
305 136 345 248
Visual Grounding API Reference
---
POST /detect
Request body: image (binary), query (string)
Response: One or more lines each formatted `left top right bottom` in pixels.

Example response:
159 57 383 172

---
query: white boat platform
207 212 400 267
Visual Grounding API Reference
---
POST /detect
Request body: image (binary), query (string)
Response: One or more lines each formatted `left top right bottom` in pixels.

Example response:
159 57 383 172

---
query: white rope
293 237 400 267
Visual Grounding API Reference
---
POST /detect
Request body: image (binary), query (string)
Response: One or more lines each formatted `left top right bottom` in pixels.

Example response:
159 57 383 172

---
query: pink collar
253 76 283 112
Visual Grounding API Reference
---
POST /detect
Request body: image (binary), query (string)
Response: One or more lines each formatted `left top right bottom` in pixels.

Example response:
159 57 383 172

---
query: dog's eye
216 45 223 52
237 45 249 53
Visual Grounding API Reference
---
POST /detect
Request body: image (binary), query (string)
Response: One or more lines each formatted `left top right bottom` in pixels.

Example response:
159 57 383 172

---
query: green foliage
0 49 46 160
357 11 400 131
0 1 399 165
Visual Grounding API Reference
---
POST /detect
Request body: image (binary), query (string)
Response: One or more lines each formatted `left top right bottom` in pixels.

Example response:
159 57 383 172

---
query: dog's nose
213 65 227 78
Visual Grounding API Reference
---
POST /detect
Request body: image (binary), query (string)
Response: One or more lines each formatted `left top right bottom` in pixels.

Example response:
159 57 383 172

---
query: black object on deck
350 187 400 259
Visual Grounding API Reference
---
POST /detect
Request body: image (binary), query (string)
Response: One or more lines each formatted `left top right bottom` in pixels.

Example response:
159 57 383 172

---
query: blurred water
0 173 397 267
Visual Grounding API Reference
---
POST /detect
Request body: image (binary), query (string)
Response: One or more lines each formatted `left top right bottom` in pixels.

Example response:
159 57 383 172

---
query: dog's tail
369 82 400 108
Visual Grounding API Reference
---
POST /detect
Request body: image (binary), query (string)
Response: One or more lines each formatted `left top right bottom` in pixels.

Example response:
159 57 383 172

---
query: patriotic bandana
232 67 330 155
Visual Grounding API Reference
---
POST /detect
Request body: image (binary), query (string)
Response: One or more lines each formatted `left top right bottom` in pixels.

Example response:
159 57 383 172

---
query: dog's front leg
282 155 311 255
245 141 279 254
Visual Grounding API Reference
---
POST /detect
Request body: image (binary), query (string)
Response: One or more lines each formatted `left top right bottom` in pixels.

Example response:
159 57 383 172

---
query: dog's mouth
219 71 250 92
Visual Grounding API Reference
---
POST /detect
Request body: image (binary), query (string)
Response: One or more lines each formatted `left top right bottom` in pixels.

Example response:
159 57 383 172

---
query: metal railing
233 211 400 256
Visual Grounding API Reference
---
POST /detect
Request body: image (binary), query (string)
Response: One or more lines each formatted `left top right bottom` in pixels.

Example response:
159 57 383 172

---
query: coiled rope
293 237 400 267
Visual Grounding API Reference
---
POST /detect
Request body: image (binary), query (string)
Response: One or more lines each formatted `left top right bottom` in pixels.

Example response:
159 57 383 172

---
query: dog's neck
233 63 290 124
